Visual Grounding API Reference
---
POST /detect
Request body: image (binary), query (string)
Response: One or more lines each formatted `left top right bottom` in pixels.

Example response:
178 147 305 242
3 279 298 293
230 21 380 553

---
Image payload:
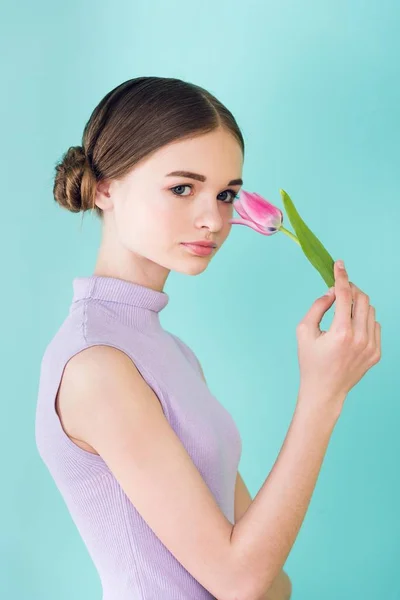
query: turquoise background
2 0 398 598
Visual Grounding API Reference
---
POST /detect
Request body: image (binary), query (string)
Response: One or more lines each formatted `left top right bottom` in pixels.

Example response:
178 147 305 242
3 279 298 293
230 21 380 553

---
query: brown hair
53 76 245 219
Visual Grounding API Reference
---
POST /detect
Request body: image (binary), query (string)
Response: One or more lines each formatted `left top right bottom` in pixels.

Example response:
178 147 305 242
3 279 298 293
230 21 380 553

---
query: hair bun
53 146 96 213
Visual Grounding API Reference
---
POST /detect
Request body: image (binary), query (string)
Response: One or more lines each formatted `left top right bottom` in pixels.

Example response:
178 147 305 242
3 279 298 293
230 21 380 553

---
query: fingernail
336 260 345 269
325 286 334 295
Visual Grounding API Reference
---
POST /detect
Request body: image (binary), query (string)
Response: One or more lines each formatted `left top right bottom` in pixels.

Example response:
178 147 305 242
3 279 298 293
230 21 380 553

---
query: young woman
35 76 380 600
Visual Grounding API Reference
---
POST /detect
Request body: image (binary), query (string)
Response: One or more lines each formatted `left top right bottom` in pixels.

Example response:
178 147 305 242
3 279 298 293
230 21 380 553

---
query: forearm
230 395 341 599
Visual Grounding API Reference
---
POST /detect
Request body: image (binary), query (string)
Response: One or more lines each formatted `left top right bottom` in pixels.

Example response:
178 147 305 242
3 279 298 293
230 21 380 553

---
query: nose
193 198 225 234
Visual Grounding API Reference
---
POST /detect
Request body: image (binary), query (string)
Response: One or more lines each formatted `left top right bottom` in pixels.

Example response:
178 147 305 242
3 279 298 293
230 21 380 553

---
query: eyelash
169 184 240 204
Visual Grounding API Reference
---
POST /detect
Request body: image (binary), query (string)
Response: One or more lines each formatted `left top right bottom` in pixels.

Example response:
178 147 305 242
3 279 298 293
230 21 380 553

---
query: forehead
148 128 243 178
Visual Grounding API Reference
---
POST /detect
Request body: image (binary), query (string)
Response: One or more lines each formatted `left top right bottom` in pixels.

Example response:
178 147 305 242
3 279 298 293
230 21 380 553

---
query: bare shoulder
55 345 164 453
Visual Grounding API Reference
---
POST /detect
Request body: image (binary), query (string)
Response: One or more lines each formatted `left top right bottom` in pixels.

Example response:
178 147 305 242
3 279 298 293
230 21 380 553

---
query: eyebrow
165 170 243 186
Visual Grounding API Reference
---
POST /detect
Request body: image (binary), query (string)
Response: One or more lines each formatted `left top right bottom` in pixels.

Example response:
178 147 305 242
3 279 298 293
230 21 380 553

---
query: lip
183 240 217 247
181 242 216 256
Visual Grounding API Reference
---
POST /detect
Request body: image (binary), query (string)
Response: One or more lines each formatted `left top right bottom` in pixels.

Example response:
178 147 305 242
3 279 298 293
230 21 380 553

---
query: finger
332 260 353 332
375 322 381 357
367 305 376 346
298 288 336 338
350 282 369 337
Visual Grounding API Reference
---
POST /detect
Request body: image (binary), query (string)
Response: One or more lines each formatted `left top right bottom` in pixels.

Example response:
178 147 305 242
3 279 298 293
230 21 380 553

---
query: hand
295 260 381 409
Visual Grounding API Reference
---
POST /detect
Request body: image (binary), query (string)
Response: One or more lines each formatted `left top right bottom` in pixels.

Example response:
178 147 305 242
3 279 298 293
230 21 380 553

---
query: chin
174 258 212 276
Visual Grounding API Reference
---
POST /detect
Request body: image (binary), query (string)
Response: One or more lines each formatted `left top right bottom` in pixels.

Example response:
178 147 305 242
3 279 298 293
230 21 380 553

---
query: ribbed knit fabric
35 275 242 600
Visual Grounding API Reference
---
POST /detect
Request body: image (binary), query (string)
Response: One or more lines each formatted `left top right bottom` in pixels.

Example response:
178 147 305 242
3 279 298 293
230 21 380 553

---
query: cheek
153 202 183 240
116 198 177 250
113 200 150 249
221 206 234 234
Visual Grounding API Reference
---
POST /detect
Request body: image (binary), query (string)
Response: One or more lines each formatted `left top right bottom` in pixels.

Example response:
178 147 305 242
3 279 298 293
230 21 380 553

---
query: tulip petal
228 218 278 236
231 198 253 221
240 190 283 228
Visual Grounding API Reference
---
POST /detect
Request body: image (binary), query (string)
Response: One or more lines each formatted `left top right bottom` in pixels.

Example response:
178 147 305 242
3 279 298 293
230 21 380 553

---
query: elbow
284 572 293 599
271 570 292 600
219 546 261 600
224 586 262 600
257 571 293 600
219 550 255 600
221 533 292 600
217 564 254 600
226 570 292 600
222 572 262 600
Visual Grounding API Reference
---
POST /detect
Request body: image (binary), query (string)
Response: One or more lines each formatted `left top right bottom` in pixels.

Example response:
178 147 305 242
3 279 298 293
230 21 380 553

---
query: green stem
279 225 301 245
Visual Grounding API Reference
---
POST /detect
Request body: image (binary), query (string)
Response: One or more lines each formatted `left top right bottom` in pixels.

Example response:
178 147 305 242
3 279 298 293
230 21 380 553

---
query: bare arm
234 472 292 600
229 398 339 599
60 346 340 600
199 359 292 600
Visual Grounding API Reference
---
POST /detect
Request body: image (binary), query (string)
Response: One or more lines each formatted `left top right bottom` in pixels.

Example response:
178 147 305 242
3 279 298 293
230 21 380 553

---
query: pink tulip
229 188 337 288
228 190 283 235
229 190 300 245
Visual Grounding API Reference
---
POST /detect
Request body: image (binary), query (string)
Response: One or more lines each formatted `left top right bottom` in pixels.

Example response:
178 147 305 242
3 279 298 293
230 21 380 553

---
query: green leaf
280 189 335 288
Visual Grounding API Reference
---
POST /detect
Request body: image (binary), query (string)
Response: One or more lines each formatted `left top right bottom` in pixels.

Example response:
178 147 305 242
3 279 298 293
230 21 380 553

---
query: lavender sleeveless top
35 275 242 600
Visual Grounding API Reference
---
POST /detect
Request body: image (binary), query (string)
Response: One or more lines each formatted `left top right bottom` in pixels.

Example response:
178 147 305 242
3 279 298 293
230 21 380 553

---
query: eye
218 189 240 203
170 184 240 203
170 184 192 196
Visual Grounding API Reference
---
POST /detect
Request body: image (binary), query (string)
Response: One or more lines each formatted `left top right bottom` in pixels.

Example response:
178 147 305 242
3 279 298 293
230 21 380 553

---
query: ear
94 179 113 211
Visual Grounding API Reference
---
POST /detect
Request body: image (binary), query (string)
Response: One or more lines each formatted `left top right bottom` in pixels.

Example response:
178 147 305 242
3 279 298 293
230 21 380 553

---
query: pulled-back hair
53 76 245 219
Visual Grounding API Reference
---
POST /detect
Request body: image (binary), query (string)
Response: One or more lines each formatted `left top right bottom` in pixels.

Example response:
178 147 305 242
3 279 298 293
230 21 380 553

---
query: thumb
299 287 336 337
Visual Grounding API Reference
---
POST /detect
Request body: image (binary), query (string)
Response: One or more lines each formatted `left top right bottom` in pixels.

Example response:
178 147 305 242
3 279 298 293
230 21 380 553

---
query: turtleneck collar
72 275 169 312
71 276 169 329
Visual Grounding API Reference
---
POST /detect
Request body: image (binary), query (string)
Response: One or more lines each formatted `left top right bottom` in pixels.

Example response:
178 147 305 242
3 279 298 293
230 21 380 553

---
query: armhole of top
49 342 170 466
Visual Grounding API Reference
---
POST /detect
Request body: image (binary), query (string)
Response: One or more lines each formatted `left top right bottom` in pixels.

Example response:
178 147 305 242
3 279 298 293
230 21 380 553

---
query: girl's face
95 126 244 277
